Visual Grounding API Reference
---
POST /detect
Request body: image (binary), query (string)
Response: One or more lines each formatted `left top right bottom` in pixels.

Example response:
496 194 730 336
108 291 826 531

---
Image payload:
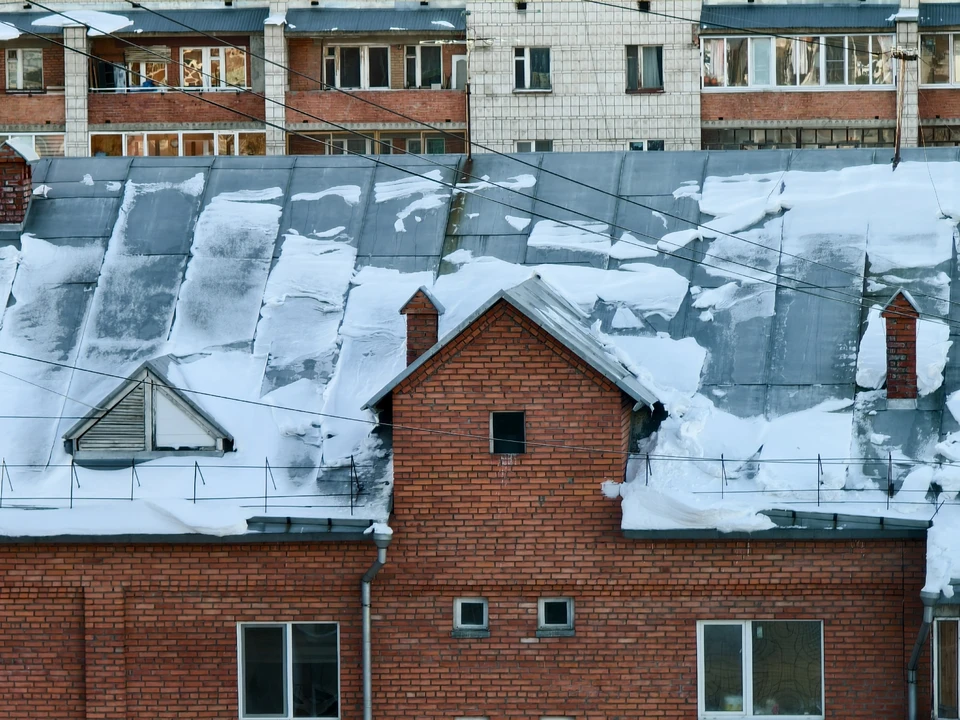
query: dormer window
63 362 233 460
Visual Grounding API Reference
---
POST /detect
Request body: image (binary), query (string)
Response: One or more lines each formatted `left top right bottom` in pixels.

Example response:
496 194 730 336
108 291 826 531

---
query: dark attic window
490 411 525 454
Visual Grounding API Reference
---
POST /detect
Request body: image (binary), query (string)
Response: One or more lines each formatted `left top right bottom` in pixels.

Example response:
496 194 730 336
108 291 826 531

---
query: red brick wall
0 45 66 127
0 146 31 223
88 91 265 125
0 45 64 92
286 88 465 125
883 293 919 399
919 88 960 121
383 299 929 719
702 90 897 122
0 540 374 719
401 289 441 364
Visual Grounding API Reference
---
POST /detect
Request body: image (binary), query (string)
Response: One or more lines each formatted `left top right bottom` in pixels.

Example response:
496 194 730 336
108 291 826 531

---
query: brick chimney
400 286 444 366
881 288 921 402
0 138 37 226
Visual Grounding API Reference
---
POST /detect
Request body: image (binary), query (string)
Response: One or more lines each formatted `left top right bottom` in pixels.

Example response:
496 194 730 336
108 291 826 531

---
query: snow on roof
4 150 960 582
2 137 39 163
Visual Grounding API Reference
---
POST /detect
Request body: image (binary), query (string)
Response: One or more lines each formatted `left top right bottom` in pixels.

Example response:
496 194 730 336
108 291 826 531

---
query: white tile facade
466 0 702 152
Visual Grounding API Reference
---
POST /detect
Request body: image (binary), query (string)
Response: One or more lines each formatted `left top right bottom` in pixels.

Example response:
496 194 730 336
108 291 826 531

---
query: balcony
0 91 65 126
88 89 266 126
285 89 466 127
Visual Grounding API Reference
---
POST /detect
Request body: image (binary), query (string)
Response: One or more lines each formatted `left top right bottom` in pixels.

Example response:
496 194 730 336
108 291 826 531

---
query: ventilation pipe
881 288 920 408
362 529 392 720
908 590 940 720
399 286 445 366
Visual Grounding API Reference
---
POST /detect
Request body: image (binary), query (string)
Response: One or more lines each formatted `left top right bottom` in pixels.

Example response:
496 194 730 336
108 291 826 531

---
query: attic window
491 412 525 454
537 598 574 637
64 365 232 459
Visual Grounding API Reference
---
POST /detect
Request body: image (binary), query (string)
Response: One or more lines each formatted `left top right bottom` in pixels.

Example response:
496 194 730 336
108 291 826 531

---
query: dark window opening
491 411 525 454
368 47 389 88
543 600 569 626
458 601 487 628
340 47 361 88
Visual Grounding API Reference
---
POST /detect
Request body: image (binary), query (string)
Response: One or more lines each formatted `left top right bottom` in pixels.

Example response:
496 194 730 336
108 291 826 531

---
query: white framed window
180 46 246 89
238 622 340 720
90 130 265 157
5 48 43 91
537 598 573 632
629 140 665 151
626 45 663 90
516 140 553 153
0 133 63 157
919 34 960 85
405 45 442 88
128 61 167 89
324 46 390 90
454 598 489 631
697 620 823 718
514 47 551 90
702 35 893 89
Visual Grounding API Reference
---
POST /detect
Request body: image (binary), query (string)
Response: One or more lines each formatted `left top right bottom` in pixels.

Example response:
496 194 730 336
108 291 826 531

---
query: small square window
453 598 489 638
491 411 525 454
537 598 574 637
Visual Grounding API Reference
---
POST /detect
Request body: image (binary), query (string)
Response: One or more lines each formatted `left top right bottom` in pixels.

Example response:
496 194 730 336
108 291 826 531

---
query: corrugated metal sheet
920 3 960 27
700 4 897 31
285 8 465 33
0 12 62 35
121 8 270 34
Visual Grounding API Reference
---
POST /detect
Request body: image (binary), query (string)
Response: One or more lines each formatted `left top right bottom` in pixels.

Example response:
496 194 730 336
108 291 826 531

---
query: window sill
513 88 552 94
626 88 664 94
536 628 574 638
5 89 46 95
702 85 894 92
452 629 490 639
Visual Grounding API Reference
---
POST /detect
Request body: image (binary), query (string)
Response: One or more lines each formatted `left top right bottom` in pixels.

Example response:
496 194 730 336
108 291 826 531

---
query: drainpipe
908 589 940 720
362 531 392 720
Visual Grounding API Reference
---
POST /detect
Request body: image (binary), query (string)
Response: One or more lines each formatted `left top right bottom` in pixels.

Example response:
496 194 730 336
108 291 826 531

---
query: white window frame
453 598 489 631
537 598 573 631
701 34 895 90
5 48 43 91
0 133 63 157
89 130 266 157
514 46 551 91
696 620 825 719
237 622 340 720
405 45 444 89
127 60 167 89
324 45 391 90
516 140 553 153
180 46 246 90
920 33 960 86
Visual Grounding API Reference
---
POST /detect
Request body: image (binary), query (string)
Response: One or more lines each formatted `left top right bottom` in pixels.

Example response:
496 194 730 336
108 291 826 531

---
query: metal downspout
908 590 939 720
362 532 391 720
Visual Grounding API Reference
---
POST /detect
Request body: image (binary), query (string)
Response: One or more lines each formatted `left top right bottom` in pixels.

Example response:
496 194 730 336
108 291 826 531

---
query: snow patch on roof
33 10 132 35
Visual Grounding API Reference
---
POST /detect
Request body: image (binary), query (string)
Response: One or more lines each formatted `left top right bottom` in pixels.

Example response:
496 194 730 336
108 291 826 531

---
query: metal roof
363 276 661 412
700 3 897 31
285 8 465 33
0 8 270 36
920 3 960 27
0 11 62 35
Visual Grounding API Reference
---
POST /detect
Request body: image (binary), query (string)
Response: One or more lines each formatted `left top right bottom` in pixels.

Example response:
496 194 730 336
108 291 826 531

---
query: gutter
362 530 392 720
908 590 940 720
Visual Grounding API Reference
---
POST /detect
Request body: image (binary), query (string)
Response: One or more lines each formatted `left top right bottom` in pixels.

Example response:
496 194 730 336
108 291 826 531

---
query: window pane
752 621 822 717
407 138 422 154
421 46 442 87
825 37 845 84
848 35 870 85
516 141 532 152
125 133 145 156
182 133 215 156
459 602 485 627
22 49 42 89
292 624 339 719
225 48 245 86
530 48 550 89
340 47 361 88
145 62 166 85
642 46 663 89
146 133 178 156
703 624 743 712
492 411 525 454
182 49 203 87
426 137 445 154
750 38 771 86
368 47 389 88
872 35 894 84
515 50 526 89
626 45 639 91
6 50 17 89
726 38 748 87
218 133 236 156
405 46 417 87
544 601 568 626
210 50 222 87
91 134 123 157
534 140 553 152
34 134 63 157
242 625 286 716
922 35 951 84
798 37 820 86
940 621 959 718
703 38 724 86
238 133 266 156
776 38 796 86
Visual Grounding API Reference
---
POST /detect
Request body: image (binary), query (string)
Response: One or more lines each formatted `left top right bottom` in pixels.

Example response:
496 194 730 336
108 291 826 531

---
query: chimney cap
1 137 39 163
881 287 921 319
399 285 445 315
